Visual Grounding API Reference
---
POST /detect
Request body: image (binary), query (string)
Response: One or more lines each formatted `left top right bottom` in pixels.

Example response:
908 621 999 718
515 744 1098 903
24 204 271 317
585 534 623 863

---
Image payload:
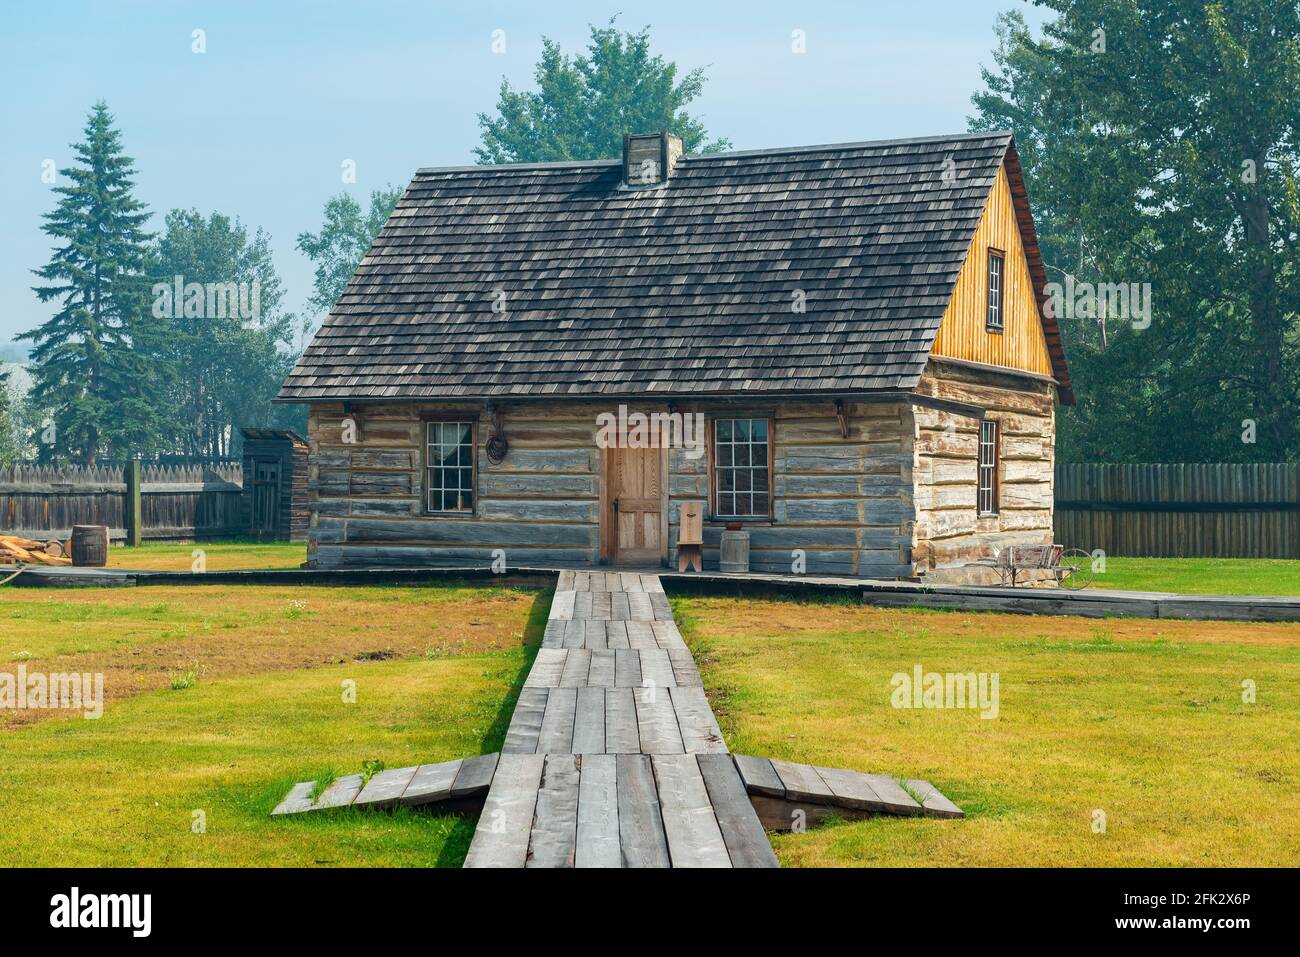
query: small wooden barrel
71 525 109 567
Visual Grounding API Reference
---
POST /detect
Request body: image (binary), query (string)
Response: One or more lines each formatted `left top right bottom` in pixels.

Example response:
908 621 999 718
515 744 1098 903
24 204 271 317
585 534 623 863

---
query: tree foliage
296 187 402 320
151 210 301 457
971 3 1300 463
22 102 169 463
475 19 730 163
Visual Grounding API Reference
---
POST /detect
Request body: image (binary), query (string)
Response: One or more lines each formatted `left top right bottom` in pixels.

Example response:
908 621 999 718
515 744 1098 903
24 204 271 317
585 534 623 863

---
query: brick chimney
621 132 683 188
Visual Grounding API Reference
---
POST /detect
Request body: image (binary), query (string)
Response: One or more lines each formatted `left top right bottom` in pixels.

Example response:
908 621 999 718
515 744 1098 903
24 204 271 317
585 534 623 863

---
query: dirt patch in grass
0 583 547 729
690 595 1300 648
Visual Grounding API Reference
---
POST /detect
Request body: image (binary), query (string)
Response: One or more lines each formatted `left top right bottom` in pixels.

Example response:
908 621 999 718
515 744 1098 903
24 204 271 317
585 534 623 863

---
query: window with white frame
425 420 475 513
713 417 770 518
978 419 999 515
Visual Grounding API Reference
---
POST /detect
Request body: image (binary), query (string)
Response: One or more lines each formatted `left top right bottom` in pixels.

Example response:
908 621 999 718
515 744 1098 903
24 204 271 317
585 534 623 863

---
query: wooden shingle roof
279 131 1069 403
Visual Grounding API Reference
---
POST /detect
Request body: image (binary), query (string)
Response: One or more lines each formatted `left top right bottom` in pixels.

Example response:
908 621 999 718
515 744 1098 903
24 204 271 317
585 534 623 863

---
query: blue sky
0 0 1045 350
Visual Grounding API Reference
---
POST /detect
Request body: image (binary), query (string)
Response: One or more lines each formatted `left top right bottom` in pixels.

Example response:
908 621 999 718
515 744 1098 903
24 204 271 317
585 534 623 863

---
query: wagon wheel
1056 548 1095 590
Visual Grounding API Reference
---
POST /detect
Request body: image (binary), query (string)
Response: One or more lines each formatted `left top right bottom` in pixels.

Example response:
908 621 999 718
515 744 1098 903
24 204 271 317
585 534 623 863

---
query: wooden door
251 460 281 539
604 444 665 564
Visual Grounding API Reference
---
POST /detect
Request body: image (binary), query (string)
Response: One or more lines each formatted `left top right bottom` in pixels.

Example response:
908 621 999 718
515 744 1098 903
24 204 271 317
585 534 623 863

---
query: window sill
985 325 1005 335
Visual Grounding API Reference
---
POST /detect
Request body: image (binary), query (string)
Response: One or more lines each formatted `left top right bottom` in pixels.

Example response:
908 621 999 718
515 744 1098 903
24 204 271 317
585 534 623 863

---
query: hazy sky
0 0 1046 350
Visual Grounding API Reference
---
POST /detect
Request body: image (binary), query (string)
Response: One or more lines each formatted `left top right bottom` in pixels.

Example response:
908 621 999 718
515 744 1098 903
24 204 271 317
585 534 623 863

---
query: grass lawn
677 594 1300 867
1088 557 1300 595
106 540 308 571
0 582 547 866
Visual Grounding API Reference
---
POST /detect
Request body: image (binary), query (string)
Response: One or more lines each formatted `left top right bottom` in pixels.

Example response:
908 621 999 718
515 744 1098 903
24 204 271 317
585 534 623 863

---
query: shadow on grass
433 583 553 867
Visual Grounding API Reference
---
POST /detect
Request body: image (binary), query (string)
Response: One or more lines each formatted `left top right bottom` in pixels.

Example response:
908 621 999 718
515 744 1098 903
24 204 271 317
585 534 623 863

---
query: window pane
719 469 734 492
719 492 735 516
716 419 732 441
751 419 768 441
735 444 750 466
717 444 732 467
736 469 751 492
753 492 769 514
734 419 750 441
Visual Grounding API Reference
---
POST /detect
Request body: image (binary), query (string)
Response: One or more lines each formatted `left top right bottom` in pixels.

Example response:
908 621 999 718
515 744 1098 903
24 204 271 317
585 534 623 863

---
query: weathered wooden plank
769 759 835 805
571 686 606 754
652 754 731 867
610 591 631 621
619 572 644 592
542 619 566 649
625 621 658 649
524 648 566 687
813 765 886 812
627 592 654 621
616 753 671 868
564 619 585 648
354 765 418 809
587 649 616 688
640 575 664 592
906 779 965 819
573 591 593 620
464 753 545 868
670 686 726 753
559 649 591 687
272 781 316 816
526 754 581 868
697 753 779 868
549 590 576 620
502 687 548 754
314 772 364 809
667 650 703 687
604 620 630 649
637 648 677 687
732 754 785 799
861 773 924 816
605 687 640 754
634 686 685 754
537 687 578 753
450 752 500 798
556 569 575 591
592 591 612 619
614 648 643 688
583 619 608 650
402 758 463 806
575 753 621 868
650 620 687 652
573 570 591 591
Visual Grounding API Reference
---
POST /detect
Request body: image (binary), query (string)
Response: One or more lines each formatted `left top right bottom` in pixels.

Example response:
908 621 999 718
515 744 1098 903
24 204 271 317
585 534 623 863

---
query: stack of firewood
0 535 73 566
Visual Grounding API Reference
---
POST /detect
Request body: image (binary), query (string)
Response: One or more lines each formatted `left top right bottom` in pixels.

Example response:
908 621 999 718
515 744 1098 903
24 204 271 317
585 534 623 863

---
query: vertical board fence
1054 463 1300 558
0 462 244 541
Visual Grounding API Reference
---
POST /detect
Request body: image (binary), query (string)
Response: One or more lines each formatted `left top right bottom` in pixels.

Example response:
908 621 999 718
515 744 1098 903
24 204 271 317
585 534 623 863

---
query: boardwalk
463 570 772 868
272 569 964 867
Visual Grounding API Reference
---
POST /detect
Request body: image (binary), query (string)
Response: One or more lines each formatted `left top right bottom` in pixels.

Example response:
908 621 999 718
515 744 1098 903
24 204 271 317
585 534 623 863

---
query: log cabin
277 130 1072 581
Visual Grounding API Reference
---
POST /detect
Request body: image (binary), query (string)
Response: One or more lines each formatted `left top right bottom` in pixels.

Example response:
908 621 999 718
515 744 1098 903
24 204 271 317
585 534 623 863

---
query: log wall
910 359 1056 583
306 400 915 578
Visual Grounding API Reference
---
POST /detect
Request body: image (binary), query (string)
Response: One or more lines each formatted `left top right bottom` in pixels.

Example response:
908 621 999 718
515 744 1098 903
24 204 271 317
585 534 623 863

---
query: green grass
0 582 548 867
107 540 307 571
682 594 1300 867
1089 557 1300 595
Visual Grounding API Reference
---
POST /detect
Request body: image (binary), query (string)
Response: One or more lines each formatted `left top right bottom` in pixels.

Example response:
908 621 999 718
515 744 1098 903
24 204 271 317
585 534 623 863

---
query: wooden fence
1054 463 1300 558
0 462 244 542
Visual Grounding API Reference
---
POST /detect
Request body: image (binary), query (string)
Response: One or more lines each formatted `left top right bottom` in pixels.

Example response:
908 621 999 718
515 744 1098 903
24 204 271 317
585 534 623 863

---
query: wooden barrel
71 525 109 567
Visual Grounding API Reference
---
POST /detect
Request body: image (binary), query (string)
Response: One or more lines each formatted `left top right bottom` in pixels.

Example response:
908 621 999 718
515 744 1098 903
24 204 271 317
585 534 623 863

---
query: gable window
713 418 770 519
986 248 1005 332
978 420 999 515
425 419 476 513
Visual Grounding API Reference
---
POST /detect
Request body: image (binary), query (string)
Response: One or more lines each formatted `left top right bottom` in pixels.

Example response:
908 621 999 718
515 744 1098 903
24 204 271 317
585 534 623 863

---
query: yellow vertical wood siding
930 164 1053 376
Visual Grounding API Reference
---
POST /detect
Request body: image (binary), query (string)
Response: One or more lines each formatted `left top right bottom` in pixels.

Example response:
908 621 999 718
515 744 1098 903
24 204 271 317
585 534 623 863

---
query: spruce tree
24 101 164 464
